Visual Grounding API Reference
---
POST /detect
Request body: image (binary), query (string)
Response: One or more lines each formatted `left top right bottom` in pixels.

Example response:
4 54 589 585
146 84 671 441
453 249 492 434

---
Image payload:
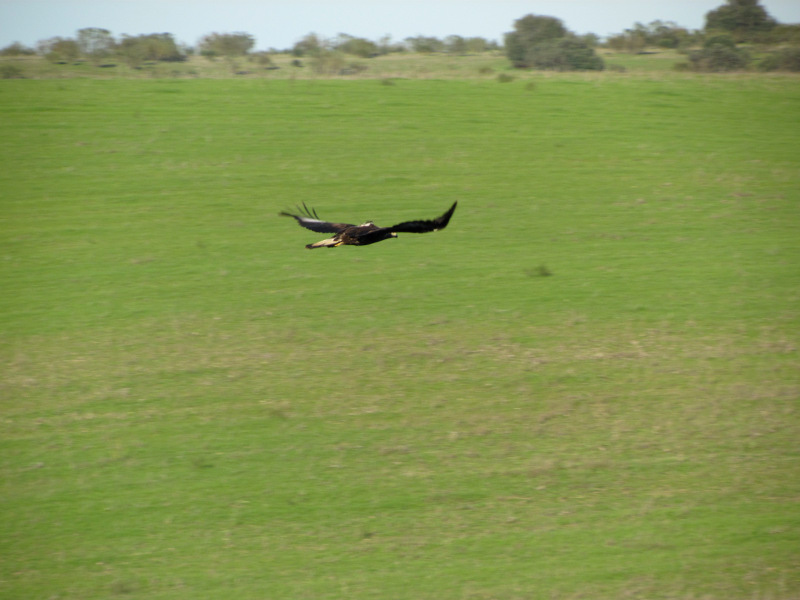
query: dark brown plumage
280 202 457 249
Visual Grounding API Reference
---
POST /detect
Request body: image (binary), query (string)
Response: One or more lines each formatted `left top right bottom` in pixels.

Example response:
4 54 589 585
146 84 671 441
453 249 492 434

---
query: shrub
334 34 379 58
249 51 274 68
526 38 605 71
758 47 800 72
37 37 80 63
76 28 115 63
198 32 254 58
339 62 368 76
0 64 25 79
310 50 346 75
404 36 444 54
117 33 185 67
703 34 738 49
763 24 800 45
686 37 751 71
606 32 645 54
292 33 323 57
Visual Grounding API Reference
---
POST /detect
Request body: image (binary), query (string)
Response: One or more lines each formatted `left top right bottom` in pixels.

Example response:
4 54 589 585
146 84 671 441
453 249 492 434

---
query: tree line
505 0 799 72
2 0 799 73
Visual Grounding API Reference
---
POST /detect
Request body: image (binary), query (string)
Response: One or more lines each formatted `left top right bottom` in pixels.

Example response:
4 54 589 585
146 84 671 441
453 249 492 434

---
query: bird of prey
280 201 457 249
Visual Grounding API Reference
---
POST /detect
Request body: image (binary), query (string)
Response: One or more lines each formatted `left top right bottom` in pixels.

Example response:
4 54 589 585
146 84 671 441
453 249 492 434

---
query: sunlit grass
1 73 799 599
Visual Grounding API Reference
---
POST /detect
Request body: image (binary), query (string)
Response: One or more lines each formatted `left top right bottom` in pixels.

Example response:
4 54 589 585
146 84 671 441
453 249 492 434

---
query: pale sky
2 0 799 51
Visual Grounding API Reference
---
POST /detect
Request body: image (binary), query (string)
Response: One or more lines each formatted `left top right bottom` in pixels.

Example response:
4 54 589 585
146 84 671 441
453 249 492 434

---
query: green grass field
2 71 799 599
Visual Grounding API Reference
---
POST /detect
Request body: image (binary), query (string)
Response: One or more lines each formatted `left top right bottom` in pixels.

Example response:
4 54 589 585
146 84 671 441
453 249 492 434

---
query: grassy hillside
1 48 687 80
2 51 511 80
1 74 799 599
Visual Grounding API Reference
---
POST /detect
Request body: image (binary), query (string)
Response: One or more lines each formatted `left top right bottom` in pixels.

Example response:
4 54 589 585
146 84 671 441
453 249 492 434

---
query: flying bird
280 202 457 249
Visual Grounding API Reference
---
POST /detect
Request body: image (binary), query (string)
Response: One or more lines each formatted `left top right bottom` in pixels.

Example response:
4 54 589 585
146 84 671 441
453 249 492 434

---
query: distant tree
505 14 567 66
0 42 36 56
377 34 401 55
404 36 445 53
117 33 185 67
37 36 80 62
76 28 115 61
333 34 379 57
645 20 693 48
464 37 492 53
577 33 600 48
511 14 567 46
704 0 777 41
505 14 603 70
444 35 467 55
292 33 325 57
606 20 695 52
198 32 254 58
606 30 646 54
442 35 495 55
116 37 146 68
289 33 355 72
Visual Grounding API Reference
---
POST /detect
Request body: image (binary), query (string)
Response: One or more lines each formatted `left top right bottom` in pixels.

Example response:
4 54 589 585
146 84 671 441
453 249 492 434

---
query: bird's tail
306 237 341 249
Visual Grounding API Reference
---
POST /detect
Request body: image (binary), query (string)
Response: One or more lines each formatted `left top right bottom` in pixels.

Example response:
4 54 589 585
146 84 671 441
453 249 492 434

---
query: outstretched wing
354 202 458 245
387 201 458 234
279 203 354 234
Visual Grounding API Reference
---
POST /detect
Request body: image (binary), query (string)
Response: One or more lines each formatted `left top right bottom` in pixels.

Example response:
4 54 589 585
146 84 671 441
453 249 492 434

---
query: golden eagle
280 202 457 249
